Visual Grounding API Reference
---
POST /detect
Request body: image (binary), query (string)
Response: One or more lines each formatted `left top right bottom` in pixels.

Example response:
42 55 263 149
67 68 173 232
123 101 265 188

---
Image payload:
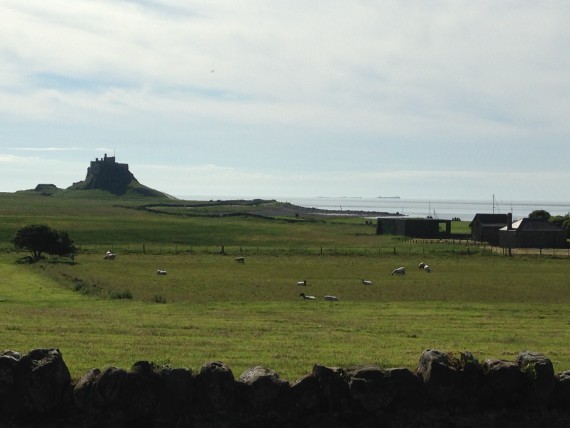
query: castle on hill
66 153 169 197
26 154 169 197
87 153 130 177
69 153 138 195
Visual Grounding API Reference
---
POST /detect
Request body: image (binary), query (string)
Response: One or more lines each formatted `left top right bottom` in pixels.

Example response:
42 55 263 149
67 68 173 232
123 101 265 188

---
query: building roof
470 213 509 227
499 218 563 232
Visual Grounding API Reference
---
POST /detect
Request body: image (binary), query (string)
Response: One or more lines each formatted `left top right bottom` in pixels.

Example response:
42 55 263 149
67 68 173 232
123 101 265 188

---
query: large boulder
15 348 73 415
74 362 162 426
120 361 161 421
551 370 570 409
156 366 195 419
416 349 459 404
516 351 555 402
236 366 290 426
481 359 530 407
196 361 236 412
313 364 351 415
92 366 128 409
238 366 289 410
0 350 21 415
346 365 393 412
290 373 321 411
73 368 102 412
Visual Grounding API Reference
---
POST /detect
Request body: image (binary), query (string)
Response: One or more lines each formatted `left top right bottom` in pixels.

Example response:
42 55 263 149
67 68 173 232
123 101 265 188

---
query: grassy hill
0 192 569 381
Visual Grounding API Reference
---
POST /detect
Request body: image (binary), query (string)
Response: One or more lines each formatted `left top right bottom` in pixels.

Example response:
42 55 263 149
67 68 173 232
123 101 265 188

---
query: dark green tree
550 215 570 238
529 210 551 220
11 224 76 261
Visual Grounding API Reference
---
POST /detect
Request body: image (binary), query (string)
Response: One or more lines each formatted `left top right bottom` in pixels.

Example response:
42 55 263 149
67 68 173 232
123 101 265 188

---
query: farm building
376 217 452 239
470 214 509 245
499 215 567 249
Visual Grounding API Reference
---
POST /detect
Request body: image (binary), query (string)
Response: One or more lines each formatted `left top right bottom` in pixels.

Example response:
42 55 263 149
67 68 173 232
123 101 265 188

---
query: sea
177 196 570 221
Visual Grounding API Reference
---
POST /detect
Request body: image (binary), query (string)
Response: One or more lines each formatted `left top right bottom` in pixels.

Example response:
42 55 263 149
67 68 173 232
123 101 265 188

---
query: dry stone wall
1 348 570 427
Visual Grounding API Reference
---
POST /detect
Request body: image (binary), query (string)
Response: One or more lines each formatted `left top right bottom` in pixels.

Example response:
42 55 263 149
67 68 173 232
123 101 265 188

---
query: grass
1 251 569 382
1 191 569 382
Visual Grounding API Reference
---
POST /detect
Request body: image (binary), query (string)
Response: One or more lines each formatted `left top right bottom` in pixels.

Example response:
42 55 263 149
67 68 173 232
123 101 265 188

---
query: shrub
153 294 167 304
109 290 133 300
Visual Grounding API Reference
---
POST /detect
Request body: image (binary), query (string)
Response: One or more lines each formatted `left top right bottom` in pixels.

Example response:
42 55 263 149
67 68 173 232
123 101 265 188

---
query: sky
1 1 570 201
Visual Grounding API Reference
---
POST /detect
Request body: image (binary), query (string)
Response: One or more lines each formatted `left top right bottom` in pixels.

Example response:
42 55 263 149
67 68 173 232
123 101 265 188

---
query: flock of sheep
297 261 432 302
103 252 431 303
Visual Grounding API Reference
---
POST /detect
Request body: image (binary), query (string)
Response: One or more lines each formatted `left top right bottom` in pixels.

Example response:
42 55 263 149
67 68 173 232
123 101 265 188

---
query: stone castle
70 153 140 195
26 153 170 197
87 153 130 177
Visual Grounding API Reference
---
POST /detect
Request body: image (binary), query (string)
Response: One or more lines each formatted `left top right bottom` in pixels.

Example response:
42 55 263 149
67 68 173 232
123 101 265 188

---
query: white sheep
324 295 340 301
299 293 315 300
157 269 167 275
391 267 406 276
296 280 307 286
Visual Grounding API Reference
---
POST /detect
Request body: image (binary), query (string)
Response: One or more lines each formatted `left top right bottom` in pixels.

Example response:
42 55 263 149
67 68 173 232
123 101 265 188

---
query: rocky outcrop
68 154 168 197
2 348 570 427
0 349 73 422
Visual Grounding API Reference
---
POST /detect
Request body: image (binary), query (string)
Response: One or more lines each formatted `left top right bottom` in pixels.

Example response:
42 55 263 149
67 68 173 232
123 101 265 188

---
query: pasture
1 191 569 382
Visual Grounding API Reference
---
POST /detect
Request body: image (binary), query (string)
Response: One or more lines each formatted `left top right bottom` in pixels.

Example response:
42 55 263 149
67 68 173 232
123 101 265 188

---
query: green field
1 191 569 382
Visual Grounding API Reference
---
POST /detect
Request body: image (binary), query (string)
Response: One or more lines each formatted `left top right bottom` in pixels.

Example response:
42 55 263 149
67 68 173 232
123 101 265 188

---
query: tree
529 210 551 220
550 215 570 238
11 224 76 261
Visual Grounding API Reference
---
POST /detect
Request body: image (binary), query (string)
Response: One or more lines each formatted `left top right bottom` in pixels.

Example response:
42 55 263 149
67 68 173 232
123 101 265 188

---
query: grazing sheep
324 295 340 301
299 293 315 300
104 252 116 260
296 280 307 286
235 257 245 264
157 269 167 275
361 279 373 285
423 265 431 273
418 261 426 269
391 267 406 276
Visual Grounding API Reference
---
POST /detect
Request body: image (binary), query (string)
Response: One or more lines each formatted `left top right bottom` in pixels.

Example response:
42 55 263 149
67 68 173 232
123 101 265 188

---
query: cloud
2 0 569 139
9 147 85 151
1 2 569 200
0 154 27 162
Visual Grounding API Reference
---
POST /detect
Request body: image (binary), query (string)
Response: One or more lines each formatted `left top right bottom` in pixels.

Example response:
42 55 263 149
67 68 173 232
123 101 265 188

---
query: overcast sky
1 1 569 201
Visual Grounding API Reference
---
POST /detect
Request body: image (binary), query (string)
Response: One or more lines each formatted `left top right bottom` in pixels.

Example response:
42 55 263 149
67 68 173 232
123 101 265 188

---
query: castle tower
78 155 138 195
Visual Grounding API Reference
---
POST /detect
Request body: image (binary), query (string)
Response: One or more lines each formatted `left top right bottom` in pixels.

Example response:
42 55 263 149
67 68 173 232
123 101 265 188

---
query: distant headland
24 154 170 198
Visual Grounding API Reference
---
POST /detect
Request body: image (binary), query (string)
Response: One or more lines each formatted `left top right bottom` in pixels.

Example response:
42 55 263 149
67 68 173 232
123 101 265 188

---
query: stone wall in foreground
1 348 570 427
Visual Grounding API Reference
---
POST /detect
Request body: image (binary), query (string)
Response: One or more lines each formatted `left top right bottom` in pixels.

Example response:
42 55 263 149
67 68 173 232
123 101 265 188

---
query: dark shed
470 214 509 245
376 217 451 238
499 217 567 249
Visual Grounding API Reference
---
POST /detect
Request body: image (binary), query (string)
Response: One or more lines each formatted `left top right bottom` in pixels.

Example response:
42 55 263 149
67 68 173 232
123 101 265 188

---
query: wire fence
3 241 569 258
65 243 564 258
